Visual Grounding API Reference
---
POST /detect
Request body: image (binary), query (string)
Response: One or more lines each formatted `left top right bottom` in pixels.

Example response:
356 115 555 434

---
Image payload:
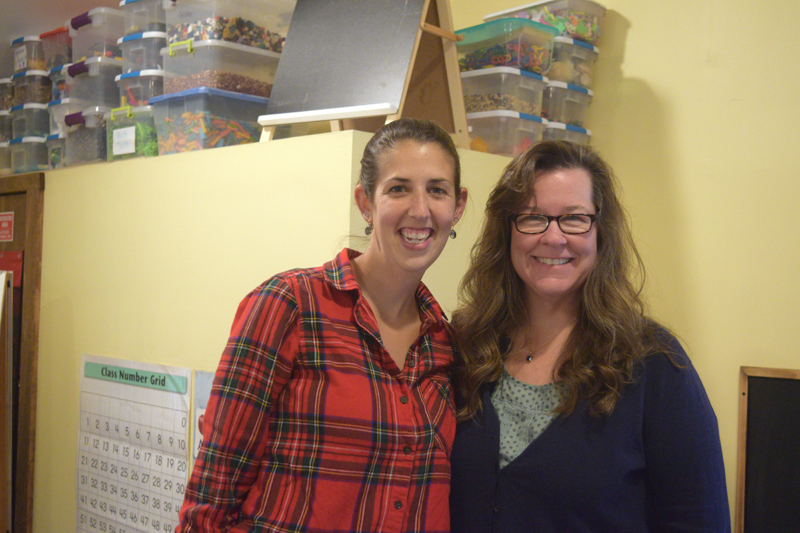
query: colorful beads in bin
50 64 71 101
456 18 558 75
105 105 159 160
46 132 67 168
466 110 548 157
0 79 13 110
484 0 606 45
11 70 52 106
12 36 46 73
11 103 50 139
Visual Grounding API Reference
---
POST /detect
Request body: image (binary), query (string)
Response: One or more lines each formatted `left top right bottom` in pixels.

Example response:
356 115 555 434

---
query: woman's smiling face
510 167 598 309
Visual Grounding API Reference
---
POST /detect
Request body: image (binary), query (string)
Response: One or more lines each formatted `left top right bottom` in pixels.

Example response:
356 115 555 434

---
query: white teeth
401 228 432 244
537 257 570 265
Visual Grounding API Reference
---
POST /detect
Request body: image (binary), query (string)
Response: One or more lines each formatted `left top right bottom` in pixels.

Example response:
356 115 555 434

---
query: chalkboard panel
737 367 800 533
264 0 426 115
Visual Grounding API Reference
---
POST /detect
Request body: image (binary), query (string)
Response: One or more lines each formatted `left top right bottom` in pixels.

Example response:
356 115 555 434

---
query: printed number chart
78 355 192 533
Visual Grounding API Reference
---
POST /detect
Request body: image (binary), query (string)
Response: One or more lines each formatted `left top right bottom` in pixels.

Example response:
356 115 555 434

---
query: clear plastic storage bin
541 80 592 128
118 31 167 72
484 0 606 45
542 120 591 144
50 63 71 100
0 111 11 142
149 86 267 154
548 36 598 88
165 0 293 52
40 27 72 69
0 78 13 110
64 106 109 166
105 105 158 160
461 66 547 116
48 98 84 135
46 132 67 168
11 70 52 106
11 103 50 138
116 70 164 106
67 7 125 61
67 57 123 109
456 18 558 75
120 0 167 35
466 110 547 157
10 136 49 173
0 142 11 175
12 36 46 73
162 39 278 97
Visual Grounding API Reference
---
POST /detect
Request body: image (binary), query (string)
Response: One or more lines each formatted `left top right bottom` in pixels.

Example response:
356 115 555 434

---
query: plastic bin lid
119 0 150 5
161 39 281 59
0 78 10 84
456 17 559 43
0 142 7 148
118 31 168 44
50 63 72 75
461 66 548 82
48 97 77 107
546 80 593 95
546 120 591 135
10 136 47 144
10 103 49 111
0 110 8 116
40 27 69 39
485 0 607 21
116 69 165 82
12 35 42 44
466 109 547 123
104 104 154 121
12 70 50 79
149 86 270 106
554 36 599 52
46 132 66 141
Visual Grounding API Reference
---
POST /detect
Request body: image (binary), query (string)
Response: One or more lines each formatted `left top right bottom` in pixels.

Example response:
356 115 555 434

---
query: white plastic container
40 27 73 70
46 132 68 168
50 63 72 101
541 80 592 128
11 103 50 139
484 0 606 45
120 0 167 35
0 78 13 110
48 98 84 135
116 70 164 106
456 18 558 75
11 70 52 106
64 106 109 166
12 36 46 73
66 57 123 109
118 31 167 72
0 142 11 175
548 36 598 88
542 120 591 144
149 86 267 154
0 111 11 142
466 110 548 157
461 66 547 116
67 7 125 62
162 39 278 97
105 105 159 161
9 136 49 173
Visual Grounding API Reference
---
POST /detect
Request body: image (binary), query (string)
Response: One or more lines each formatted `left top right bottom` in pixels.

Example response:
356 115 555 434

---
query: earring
449 229 457 239
365 223 373 236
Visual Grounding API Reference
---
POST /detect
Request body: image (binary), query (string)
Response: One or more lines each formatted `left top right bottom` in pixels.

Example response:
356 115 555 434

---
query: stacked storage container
482 0 606 146
41 26 74 169
9 35 50 172
150 0 292 154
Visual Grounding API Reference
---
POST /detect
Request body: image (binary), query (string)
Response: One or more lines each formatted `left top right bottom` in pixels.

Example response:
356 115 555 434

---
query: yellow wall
453 0 800 517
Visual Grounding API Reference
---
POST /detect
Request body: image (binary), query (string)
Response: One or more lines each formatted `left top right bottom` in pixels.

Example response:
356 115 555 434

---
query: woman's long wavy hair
453 140 672 420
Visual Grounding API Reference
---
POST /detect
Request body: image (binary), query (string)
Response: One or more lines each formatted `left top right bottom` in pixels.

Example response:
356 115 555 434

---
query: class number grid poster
78 354 192 533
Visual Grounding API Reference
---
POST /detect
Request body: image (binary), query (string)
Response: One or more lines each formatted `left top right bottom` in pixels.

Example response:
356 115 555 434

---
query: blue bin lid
149 87 270 106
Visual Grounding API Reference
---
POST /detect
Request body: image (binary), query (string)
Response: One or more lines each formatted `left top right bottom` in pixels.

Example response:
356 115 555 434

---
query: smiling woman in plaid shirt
177 119 468 533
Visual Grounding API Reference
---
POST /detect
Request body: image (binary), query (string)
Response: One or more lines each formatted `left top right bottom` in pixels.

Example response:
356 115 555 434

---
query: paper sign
113 126 136 156
0 212 13 242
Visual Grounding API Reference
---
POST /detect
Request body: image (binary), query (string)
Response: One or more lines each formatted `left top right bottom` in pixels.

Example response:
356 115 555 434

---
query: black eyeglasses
512 213 597 235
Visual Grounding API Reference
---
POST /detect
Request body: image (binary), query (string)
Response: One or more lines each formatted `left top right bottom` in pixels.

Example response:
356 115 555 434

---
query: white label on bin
14 47 27 72
113 126 136 156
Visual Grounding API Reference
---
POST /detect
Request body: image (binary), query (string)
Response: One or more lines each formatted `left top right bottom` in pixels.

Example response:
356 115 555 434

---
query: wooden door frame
0 172 44 533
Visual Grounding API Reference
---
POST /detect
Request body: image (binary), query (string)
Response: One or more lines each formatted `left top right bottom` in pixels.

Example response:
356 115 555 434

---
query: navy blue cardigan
450 341 731 532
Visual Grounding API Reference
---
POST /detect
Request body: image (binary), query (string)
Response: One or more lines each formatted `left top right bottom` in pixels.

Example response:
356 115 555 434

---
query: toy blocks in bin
548 36 598 88
0 79 13 110
149 86 267 154
541 80 592 128
10 136 49 173
67 7 125 62
165 0 294 52
467 110 548 157
48 98 84 135
543 120 591 144
461 66 547 116
0 111 10 142
12 36 46 73
120 0 167 35
162 39 278 97
50 64 71 101
40 27 72 70
456 18 558 75
116 70 164 106
67 57 123 109
0 142 11 175
11 70 51 106
484 0 606 45
118 31 167 73
105 105 159 161
46 132 67 168
11 103 50 139
64 106 109 166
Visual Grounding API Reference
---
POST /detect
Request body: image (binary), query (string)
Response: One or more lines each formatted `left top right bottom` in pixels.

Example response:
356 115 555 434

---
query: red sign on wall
0 212 13 242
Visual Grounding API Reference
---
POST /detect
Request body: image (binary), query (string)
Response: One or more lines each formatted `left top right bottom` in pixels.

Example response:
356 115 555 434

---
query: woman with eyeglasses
177 118 468 532
449 141 730 532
